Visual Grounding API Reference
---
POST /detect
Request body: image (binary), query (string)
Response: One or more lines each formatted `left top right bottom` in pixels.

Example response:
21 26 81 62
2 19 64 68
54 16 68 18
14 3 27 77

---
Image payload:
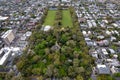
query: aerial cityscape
0 0 120 80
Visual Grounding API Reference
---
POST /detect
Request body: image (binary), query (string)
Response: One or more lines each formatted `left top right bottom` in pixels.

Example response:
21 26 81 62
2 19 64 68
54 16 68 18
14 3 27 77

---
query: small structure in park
51 41 61 51
41 25 52 32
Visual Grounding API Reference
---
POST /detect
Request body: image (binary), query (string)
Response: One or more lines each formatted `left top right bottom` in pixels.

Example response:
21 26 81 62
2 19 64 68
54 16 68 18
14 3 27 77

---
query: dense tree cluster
16 6 94 80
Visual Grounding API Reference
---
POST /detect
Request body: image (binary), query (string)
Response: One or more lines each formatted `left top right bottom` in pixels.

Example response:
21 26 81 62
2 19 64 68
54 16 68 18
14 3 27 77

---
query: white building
102 48 108 55
0 47 12 66
0 47 21 66
61 0 71 3
42 25 51 32
1 30 15 45
97 64 110 74
0 16 8 21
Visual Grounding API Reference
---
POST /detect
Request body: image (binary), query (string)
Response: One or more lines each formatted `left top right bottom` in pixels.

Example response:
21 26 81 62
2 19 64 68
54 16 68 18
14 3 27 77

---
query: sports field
62 10 73 27
44 10 73 27
43 10 56 26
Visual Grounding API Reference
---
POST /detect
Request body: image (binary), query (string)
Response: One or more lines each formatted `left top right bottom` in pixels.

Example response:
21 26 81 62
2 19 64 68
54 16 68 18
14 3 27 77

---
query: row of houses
75 0 120 77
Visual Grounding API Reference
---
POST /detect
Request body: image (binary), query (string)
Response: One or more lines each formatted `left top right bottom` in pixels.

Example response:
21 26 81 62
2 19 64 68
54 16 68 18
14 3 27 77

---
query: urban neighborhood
0 0 120 80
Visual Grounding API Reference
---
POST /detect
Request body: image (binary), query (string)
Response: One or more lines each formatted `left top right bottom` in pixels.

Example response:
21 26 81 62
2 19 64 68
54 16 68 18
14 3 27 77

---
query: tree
76 75 84 80
16 60 25 70
5 71 15 80
32 68 41 75
62 77 70 80
58 67 67 77
32 55 40 63
37 76 43 80
73 58 79 67
68 66 75 77
53 68 59 77
45 48 50 55
66 40 76 47
74 67 85 74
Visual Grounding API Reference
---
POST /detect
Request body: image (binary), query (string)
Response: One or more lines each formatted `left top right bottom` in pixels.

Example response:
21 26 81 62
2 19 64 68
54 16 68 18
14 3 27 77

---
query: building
61 0 71 3
1 30 15 45
0 40 4 49
0 47 12 66
42 25 51 32
97 64 110 74
0 16 8 21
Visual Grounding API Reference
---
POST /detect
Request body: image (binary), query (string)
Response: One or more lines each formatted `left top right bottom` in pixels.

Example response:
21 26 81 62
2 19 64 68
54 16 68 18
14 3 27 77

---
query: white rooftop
102 48 108 55
97 64 110 74
0 16 8 21
0 47 11 65
1 30 13 39
25 31 32 37
43 25 51 31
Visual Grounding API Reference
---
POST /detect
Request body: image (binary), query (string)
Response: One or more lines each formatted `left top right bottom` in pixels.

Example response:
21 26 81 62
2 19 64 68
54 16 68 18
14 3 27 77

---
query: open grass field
43 10 56 26
44 10 73 27
62 10 73 27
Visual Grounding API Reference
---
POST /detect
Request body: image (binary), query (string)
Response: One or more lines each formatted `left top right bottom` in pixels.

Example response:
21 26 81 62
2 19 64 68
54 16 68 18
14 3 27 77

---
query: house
113 55 118 58
110 36 116 42
61 0 71 3
107 59 120 67
97 35 105 40
79 18 86 23
97 40 109 46
101 48 108 55
114 30 119 36
90 50 98 58
106 30 111 35
97 64 110 74
82 31 91 37
112 23 118 28
85 37 91 41
102 20 108 24
91 20 97 27
86 41 97 47
87 20 92 28
110 66 117 74
109 10 114 14
109 48 115 54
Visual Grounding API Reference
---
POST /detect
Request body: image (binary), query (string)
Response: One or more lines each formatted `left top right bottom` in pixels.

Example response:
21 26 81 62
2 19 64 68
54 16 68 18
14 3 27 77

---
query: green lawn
43 10 56 26
43 10 73 27
62 10 73 27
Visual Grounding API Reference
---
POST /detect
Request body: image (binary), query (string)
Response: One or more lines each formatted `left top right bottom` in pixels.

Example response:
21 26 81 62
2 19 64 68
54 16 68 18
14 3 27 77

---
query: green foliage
43 10 56 26
97 75 115 80
62 10 73 27
114 73 120 77
0 78 2 80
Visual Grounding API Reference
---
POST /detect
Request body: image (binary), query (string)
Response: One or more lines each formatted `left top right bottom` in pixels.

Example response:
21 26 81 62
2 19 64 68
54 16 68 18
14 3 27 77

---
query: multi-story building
0 47 12 66
1 30 15 45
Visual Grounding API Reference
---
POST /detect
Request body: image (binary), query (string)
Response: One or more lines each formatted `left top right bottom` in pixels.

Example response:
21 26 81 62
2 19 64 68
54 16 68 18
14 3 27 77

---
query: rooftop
0 47 11 65
1 30 13 39
0 16 8 21
97 64 110 74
